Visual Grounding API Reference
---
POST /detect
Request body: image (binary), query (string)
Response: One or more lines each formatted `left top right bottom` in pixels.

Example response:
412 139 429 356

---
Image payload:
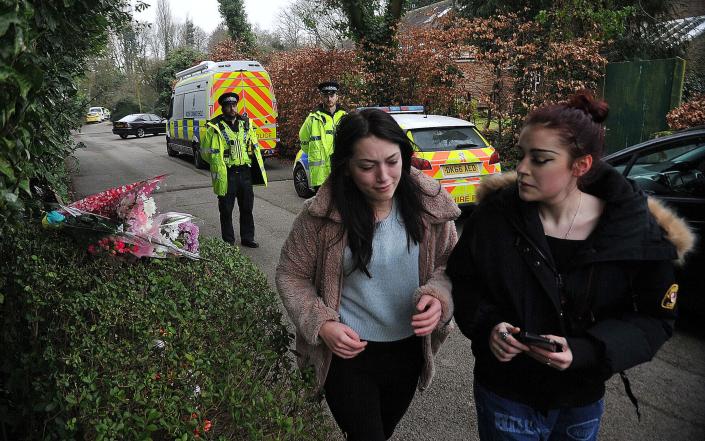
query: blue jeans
474 382 604 441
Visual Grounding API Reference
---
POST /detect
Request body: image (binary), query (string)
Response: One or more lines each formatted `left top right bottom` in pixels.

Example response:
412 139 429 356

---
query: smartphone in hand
515 331 563 352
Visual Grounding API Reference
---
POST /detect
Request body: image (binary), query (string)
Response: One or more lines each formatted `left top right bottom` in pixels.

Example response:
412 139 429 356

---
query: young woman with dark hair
447 90 695 440
276 108 460 440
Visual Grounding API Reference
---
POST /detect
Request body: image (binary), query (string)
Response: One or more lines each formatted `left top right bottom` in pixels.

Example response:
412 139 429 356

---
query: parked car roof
391 113 475 130
604 127 705 161
119 114 161 122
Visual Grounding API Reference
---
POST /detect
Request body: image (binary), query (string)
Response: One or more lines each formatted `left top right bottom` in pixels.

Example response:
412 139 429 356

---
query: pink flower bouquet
43 176 200 260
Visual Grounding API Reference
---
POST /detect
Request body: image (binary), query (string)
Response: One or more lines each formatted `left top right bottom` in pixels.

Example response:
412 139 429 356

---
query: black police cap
217 92 240 106
318 81 340 93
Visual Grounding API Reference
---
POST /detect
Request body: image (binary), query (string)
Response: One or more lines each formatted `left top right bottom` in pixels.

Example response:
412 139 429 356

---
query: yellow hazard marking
661 284 678 310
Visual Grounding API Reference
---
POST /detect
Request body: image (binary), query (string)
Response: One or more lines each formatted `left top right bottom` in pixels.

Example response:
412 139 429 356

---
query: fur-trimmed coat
447 164 696 410
276 169 460 393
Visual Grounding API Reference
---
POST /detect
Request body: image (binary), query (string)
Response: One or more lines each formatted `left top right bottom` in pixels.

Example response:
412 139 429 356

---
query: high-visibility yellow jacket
201 115 268 196
299 106 346 187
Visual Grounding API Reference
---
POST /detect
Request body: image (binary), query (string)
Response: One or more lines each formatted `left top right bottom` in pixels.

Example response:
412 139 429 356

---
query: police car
293 106 502 206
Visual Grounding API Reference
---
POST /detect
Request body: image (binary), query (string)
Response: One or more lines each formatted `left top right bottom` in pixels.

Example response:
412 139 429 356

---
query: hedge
666 94 705 131
0 223 333 440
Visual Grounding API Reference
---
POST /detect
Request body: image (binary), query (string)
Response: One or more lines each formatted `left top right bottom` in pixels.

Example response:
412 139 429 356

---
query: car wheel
193 145 207 169
119 134 128 139
294 164 314 198
166 138 178 157
136 128 145 138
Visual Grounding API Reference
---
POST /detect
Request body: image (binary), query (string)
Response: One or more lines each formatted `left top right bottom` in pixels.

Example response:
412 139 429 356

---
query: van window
184 91 206 118
192 90 206 118
172 94 185 119
184 92 196 118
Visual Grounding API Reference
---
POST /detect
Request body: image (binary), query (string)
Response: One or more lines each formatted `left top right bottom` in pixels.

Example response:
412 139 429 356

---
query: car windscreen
119 115 143 122
89 107 102 113
410 126 486 152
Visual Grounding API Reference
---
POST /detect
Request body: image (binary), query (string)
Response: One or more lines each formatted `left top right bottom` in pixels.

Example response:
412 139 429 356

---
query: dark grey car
604 127 705 319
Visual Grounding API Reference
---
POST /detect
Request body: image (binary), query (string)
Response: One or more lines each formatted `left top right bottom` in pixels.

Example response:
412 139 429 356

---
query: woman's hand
319 321 367 359
412 295 442 336
489 322 529 362
524 335 573 371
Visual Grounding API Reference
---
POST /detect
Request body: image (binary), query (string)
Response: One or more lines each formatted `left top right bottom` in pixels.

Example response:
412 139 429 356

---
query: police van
294 106 502 206
166 60 279 169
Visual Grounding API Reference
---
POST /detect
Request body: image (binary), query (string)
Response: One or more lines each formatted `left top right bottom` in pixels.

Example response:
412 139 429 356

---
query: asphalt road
72 122 705 440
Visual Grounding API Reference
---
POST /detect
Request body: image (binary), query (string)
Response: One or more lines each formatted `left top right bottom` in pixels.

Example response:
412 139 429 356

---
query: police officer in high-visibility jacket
201 92 267 248
299 81 346 189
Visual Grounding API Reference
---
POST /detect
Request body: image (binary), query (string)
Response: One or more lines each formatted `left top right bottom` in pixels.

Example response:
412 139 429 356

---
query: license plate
442 163 480 177
453 194 476 204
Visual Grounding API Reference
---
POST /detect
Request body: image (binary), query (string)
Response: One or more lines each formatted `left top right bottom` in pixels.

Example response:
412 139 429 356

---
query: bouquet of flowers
43 175 200 260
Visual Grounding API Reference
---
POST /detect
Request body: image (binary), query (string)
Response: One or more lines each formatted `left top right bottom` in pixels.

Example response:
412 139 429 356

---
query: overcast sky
133 0 292 33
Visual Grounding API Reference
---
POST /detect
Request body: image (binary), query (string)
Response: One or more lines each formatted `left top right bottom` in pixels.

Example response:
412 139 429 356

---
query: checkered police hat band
320 87 337 92
222 97 238 104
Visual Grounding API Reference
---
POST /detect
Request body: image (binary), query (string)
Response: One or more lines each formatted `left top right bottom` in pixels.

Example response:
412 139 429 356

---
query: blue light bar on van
356 105 425 114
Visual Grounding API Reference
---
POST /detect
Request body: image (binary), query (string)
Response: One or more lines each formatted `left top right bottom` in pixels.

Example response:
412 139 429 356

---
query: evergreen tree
183 18 196 47
331 0 408 104
217 0 255 53
334 0 406 48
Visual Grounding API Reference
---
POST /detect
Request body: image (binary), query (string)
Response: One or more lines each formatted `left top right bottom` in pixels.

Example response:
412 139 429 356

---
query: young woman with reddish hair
447 91 694 440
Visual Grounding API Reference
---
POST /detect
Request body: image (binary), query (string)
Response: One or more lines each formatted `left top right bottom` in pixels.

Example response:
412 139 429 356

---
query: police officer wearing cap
299 81 347 190
201 92 268 248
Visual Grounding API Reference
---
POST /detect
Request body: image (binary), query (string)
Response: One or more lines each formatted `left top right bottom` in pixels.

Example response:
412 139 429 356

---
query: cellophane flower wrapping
43 175 200 260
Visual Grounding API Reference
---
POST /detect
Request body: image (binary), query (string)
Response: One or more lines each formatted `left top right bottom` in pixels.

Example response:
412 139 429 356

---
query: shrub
112 98 142 122
265 47 363 158
666 95 705 130
0 223 332 440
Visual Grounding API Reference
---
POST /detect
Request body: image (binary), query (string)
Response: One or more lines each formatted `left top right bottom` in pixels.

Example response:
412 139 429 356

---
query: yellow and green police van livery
166 60 278 169
294 106 501 206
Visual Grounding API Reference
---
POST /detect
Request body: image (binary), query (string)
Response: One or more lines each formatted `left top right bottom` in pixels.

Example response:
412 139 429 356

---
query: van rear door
213 70 278 156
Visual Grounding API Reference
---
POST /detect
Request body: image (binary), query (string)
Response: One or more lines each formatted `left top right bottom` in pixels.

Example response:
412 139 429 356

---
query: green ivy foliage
0 1 133 236
0 223 332 440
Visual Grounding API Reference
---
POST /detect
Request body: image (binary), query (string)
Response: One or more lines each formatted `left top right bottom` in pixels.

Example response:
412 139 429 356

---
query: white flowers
142 197 156 218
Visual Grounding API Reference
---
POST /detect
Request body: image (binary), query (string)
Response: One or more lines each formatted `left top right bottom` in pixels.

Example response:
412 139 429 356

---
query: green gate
602 58 685 154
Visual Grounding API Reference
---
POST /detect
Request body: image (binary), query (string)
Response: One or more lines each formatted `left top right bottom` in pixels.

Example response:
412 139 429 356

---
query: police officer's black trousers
217 165 255 244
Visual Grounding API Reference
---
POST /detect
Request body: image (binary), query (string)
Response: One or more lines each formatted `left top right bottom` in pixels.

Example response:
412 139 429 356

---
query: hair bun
567 90 609 123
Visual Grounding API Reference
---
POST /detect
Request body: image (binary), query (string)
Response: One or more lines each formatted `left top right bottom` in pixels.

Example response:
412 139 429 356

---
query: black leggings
323 335 423 441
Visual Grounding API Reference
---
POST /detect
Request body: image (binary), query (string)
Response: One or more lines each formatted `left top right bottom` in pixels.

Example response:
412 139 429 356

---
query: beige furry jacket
276 169 460 392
